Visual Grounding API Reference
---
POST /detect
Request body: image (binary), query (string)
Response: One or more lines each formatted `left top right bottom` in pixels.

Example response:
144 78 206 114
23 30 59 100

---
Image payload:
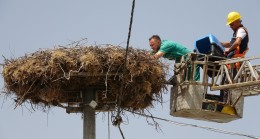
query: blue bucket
195 34 225 56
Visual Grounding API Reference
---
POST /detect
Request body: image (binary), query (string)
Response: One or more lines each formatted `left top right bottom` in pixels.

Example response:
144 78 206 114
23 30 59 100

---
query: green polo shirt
150 40 199 81
159 40 191 60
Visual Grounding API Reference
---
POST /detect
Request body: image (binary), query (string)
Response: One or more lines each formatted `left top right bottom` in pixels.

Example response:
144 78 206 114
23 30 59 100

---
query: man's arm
224 37 242 54
151 51 164 59
221 42 231 48
225 28 246 55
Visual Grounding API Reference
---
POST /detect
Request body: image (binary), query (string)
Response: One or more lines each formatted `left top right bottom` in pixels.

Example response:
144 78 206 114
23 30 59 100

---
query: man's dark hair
149 35 161 41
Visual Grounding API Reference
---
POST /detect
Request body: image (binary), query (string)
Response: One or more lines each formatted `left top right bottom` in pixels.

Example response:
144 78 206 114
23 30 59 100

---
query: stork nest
2 45 167 111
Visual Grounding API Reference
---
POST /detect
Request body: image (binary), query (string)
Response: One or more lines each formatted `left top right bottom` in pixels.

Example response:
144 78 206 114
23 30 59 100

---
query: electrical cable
131 111 259 139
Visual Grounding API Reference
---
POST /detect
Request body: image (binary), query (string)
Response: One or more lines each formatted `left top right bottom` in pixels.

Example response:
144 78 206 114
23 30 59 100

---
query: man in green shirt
149 35 200 81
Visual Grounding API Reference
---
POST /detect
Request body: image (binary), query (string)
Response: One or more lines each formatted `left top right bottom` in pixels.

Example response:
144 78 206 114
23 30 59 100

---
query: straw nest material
2 45 167 111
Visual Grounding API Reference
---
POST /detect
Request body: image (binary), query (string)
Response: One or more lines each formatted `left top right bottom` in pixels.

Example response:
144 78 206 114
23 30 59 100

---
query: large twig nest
2 45 167 111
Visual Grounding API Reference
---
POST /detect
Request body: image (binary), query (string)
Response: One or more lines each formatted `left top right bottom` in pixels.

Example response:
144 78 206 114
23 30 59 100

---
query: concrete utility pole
83 88 96 139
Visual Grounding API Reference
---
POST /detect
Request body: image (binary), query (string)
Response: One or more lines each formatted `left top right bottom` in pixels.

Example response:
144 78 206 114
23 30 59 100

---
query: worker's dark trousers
188 65 200 81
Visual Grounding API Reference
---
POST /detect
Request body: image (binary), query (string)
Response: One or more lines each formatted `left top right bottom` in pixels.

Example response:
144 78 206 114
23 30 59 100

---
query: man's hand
145 52 156 59
224 50 230 56
146 51 164 59
146 52 151 56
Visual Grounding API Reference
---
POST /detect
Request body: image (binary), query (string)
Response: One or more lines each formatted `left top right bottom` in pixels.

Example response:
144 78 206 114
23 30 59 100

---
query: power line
132 111 259 139
116 0 136 138
118 0 136 107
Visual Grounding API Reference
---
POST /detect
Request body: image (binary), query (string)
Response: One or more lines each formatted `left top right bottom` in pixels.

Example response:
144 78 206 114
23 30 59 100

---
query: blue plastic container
194 34 225 56
194 34 226 77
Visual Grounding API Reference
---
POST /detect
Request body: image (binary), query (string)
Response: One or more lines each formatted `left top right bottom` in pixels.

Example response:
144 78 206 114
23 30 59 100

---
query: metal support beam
211 80 260 90
83 88 96 139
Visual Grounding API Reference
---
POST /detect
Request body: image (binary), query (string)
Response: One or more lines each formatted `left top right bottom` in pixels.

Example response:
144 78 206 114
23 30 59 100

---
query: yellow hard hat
221 105 237 115
226 11 242 25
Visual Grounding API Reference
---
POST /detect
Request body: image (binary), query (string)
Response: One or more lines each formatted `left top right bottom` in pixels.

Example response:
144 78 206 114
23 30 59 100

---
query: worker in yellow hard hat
220 12 249 114
221 11 249 59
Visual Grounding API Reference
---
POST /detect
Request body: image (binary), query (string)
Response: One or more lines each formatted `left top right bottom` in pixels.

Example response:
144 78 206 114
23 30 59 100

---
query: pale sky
1 0 260 139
